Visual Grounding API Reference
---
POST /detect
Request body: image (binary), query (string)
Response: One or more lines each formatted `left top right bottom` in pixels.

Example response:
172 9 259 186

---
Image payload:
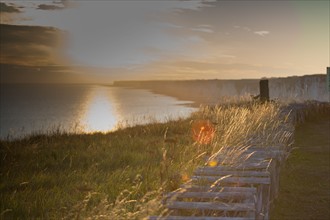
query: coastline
1 98 329 219
112 74 329 104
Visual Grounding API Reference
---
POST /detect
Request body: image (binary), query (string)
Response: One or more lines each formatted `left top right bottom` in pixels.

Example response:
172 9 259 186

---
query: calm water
0 84 196 139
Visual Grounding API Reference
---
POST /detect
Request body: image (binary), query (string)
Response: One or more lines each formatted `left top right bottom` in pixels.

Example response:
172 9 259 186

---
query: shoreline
112 74 329 103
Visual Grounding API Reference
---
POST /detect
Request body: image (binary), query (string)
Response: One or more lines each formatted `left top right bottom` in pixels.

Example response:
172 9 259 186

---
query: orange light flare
181 173 190 182
208 160 218 167
192 120 215 145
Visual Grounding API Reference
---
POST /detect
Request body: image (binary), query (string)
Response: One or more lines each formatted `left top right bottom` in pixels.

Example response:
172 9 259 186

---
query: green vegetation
0 118 194 219
1 101 323 219
270 112 330 220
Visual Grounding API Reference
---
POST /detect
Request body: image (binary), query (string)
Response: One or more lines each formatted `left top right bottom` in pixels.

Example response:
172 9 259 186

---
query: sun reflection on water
79 86 197 134
82 87 118 133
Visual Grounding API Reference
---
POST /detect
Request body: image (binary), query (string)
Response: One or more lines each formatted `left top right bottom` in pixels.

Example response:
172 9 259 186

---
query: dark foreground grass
0 118 198 219
270 113 330 220
2 101 325 219
0 101 287 219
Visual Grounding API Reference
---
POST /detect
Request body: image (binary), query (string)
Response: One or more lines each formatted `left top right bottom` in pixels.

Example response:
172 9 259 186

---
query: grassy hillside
1 101 324 219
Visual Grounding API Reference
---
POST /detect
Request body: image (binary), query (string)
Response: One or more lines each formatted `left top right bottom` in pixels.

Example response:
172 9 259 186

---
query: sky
0 0 329 83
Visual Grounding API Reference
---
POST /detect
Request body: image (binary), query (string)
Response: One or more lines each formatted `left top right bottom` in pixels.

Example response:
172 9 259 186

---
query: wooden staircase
149 147 287 220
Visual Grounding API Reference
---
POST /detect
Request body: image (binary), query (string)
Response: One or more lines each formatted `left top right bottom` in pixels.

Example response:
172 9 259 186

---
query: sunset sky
0 0 329 83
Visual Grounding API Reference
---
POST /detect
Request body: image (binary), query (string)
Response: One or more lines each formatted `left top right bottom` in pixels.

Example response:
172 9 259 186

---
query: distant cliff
113 74 328 104
269 75 328 102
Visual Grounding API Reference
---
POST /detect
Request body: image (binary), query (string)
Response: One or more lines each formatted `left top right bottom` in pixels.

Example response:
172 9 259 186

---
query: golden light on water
76 86 197 135
82 87 118 133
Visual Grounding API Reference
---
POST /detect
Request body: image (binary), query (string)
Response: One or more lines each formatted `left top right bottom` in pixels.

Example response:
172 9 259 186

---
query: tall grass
196 102 294 167
0 101 299 219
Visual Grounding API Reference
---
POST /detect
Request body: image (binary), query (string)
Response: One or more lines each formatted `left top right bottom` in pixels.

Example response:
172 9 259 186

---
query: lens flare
208 160 218 167
192 120 215 144
181 173 190 182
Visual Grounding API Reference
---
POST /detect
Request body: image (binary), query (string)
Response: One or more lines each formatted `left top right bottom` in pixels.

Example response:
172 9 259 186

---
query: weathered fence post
259 79 270 102
327 67 330 92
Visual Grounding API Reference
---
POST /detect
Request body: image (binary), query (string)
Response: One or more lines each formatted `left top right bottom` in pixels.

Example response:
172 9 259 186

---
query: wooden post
259 79 269 102
327 67 330 92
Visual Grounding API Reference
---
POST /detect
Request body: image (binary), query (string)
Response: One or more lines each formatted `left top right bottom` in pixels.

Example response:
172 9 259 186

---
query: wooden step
194 169 270 177
149 216 254 220
244 146 283 151
242 149 287 161
167 201 255 212
192 176 271 185
198 161 271 171
166 191 255 200
180 185 257 194
244 148 285 156
211 154 273 163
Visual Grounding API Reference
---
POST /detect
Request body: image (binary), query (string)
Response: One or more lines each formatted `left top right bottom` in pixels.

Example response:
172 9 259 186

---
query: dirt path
270 113 330 219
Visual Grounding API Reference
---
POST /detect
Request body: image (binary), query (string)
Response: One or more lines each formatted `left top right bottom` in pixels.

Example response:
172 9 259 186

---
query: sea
0 84 197 140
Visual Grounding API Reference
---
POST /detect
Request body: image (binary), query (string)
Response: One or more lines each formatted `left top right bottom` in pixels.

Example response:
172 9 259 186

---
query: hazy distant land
113 74 328 105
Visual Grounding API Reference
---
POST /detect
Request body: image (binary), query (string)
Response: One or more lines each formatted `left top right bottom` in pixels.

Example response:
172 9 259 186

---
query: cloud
191 27 214 33
55 0 74 8
0 2 20 13
234 26 270 37
37 4 64 10
0 63 91 83
37 0 75 9
0 24 68 66
243 27 251 32
254 30 270 37
4 0 217 69
233 25 252 32
126 58 276 80
37 0 75 10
